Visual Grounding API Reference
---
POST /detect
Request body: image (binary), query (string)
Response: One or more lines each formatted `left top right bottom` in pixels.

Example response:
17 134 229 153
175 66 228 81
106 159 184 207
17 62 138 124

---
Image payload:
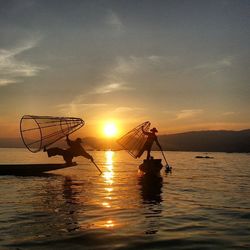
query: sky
0 0 249 138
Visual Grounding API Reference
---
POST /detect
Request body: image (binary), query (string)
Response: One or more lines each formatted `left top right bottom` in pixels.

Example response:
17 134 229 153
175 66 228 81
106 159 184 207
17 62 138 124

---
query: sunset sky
0 0 249 138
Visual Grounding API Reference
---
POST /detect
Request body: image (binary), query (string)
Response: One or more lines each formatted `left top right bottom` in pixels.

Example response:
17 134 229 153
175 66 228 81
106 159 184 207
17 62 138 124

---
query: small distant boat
195 155 214 159
0 162 77 176
139 159 163 176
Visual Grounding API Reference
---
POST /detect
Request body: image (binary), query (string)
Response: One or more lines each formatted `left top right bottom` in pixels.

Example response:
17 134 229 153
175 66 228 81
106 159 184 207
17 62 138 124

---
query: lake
0 148 250 249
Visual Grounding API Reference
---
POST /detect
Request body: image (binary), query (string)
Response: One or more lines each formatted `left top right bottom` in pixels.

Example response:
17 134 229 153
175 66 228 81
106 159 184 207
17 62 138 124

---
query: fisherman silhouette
140 127 162 160
44 135 93 164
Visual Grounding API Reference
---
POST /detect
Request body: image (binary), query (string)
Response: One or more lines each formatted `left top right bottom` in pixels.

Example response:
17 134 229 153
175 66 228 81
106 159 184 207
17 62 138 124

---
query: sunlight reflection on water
101 151 114 218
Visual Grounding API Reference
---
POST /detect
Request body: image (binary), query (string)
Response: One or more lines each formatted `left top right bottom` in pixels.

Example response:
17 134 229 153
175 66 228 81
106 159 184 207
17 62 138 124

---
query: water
0 148 250 249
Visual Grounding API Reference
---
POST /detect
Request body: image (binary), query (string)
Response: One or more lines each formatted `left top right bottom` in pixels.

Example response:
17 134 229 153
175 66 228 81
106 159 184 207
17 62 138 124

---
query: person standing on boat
45 135 94 164
139 127 162 160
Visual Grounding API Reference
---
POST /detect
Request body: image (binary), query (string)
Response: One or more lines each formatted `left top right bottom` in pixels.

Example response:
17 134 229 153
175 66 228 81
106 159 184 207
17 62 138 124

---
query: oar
91 160 103 174
160 148 172 171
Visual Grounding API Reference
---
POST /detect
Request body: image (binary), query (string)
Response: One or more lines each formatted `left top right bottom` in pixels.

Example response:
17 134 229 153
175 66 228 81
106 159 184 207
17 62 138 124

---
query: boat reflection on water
6 175 84 241
138 173 163 234
138 174 163 204
61 176 80 232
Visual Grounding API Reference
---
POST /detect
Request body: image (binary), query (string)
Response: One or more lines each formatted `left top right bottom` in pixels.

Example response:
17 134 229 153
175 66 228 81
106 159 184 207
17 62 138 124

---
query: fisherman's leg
146 144 153 160
62 150 73 164
46 147 65 157
146 149 151 160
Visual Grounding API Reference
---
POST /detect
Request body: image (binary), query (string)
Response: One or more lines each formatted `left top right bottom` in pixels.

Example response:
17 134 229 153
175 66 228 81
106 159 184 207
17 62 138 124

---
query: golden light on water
98 151 115 227
105 187 113 192
105 220 114 228
102 202 111 208
102 150 114 203
92 219 115 229
106 150 114 165
103 150 114 184
103 171 114 184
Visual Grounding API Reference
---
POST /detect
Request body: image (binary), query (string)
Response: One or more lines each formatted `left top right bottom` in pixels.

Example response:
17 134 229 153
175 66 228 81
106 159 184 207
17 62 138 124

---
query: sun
103 122 117 137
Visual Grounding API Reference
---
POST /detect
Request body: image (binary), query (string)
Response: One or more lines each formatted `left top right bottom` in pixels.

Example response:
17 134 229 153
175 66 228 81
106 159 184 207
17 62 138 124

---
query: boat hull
139 159 163 176
0 162 77 176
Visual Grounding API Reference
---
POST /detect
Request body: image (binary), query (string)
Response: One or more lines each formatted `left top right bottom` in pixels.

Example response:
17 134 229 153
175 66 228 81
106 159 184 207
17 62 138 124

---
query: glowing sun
103 122 117 137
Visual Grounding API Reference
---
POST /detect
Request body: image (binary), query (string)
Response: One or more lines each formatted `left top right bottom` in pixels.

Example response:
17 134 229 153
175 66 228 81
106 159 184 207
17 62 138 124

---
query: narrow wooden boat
139 159 163 176
0 162 77 176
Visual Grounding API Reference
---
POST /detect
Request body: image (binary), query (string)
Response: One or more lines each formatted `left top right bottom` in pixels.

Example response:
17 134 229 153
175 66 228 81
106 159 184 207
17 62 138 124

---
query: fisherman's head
150 127 158 133
76 138 82 143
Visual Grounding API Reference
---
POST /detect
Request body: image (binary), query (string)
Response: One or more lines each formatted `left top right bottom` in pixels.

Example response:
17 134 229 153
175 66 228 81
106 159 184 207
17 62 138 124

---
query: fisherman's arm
83 151 94 161
141 127 150 136
79 147 94 161
66 135 72 146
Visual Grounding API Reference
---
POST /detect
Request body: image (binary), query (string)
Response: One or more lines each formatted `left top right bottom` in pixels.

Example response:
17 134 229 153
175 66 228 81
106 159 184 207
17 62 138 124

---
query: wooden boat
139 159 163 176
195 155 214 159
0 162 77 176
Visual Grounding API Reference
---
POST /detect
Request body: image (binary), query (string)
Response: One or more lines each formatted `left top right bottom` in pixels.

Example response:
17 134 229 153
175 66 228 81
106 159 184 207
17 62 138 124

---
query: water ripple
0 150 250 249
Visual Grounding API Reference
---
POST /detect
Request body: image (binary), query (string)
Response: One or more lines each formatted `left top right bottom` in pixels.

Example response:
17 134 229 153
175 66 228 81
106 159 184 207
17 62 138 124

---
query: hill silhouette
157 129 250 153
0 129 250 153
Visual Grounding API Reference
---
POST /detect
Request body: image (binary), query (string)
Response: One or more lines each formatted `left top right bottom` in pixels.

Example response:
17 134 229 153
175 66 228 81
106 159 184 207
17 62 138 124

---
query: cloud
0 39 43 86
57 102 107 115
112 106 145 113
114 55 165 72
0 79 18 86
176 109 203 120
106 10 125 33
113 107 133 113
57 54 169 116
102 55 171 88
94 83 133 94
223 111 235 116
194 56 233 73
90 57 148 95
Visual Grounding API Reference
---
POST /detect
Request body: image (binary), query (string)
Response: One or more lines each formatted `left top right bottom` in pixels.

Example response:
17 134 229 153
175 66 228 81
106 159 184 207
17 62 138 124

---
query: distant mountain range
157 129 250 153
0 138 24 148
1 129 250 153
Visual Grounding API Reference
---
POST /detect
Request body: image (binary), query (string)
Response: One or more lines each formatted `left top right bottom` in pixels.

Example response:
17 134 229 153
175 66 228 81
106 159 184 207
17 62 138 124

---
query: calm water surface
0 148 250 249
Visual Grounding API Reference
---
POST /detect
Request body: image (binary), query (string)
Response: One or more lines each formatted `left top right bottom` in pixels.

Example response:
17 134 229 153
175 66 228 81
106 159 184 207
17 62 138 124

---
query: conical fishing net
117 121 151 158
20 115 84 153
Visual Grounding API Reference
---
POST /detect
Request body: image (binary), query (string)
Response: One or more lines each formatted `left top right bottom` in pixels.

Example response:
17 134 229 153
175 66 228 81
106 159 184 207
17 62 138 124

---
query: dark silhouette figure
140 127 162 160
45 136 93 164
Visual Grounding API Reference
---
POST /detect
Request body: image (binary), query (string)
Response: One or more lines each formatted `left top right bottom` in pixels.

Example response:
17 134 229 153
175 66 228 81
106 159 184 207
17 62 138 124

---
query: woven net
117 121 151 158
20 115 84 153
